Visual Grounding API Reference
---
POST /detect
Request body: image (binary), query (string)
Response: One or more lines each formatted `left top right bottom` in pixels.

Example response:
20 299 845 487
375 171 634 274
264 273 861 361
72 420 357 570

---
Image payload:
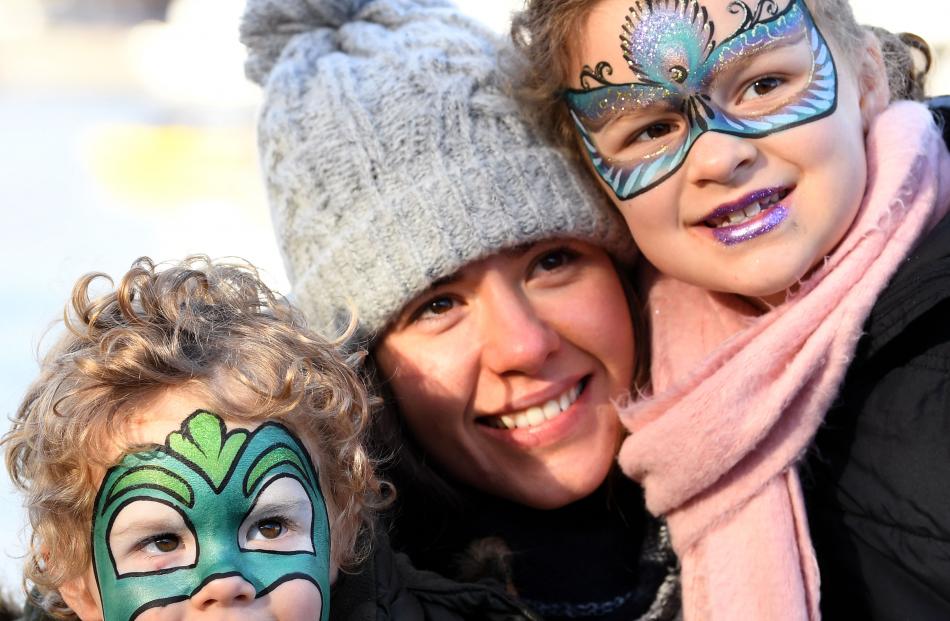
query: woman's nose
479 286 559 375
685 130 758 186
189 573 257 611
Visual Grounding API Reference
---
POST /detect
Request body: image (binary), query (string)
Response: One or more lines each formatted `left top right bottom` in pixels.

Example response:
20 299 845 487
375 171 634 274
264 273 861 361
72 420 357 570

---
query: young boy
4 257 534 621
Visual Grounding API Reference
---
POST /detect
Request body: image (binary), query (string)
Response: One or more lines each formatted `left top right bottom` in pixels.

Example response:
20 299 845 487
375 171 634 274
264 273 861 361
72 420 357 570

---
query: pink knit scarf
616 102 950 620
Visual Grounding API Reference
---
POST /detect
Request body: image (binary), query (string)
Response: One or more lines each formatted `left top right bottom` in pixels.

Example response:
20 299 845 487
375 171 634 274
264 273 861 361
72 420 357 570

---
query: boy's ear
857 31 891 131
59 571 103 621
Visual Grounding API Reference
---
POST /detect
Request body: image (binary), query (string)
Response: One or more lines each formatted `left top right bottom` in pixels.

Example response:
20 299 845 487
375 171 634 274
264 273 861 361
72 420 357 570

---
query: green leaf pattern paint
91 410 331 621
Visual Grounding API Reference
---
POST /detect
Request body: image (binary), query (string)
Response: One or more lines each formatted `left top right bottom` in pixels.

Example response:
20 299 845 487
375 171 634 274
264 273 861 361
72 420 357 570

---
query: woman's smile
476 376 597 451
478 376 586 431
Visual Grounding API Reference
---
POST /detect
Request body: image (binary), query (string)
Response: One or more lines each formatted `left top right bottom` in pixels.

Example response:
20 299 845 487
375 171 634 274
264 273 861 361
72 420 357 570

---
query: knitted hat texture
242 0 636 341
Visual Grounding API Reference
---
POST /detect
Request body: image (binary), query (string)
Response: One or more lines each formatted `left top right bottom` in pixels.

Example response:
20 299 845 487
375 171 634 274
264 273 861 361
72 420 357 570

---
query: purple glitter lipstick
702 187 791 246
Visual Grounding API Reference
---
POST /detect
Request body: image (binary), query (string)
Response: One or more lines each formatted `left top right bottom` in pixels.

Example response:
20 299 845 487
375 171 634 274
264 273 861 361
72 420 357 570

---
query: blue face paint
91 411 331 621
564 0 837 200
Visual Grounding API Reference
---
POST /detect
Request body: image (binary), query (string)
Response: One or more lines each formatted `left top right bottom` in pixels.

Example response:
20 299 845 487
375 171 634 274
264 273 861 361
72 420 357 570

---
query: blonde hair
4 256 387 618
511 0 933 154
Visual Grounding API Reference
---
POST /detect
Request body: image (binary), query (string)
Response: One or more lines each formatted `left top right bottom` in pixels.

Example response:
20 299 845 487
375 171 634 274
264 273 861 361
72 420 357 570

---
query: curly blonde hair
3 256 387 618
511 0 933 154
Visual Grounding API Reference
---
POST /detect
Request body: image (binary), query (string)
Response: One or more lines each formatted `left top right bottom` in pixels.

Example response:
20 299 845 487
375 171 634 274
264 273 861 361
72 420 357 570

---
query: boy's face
61 391 331 621
567 0 883 301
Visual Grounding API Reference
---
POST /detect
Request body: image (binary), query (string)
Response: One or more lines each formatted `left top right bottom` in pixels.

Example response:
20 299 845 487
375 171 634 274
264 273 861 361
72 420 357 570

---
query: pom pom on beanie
241 0 637 342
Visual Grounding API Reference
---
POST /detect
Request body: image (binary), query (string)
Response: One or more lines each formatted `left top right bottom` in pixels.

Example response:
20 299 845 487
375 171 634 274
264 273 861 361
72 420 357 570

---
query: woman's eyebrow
427 273 461 289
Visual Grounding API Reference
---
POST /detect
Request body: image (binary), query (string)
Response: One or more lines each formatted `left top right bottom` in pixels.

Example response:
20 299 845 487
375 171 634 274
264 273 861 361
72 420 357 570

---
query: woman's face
375 240 635 509
566 0 881 301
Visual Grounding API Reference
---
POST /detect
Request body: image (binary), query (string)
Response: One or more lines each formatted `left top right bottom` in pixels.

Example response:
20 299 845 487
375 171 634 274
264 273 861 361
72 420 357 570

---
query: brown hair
3 256 387 618
511 0 933 154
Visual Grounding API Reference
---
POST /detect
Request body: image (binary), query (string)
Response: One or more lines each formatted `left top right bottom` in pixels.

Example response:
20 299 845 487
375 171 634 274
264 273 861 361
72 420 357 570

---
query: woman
241 0 679 618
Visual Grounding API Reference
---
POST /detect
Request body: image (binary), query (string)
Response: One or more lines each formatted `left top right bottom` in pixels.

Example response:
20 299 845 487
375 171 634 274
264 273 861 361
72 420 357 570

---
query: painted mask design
91 410 330 621
564 0 837 200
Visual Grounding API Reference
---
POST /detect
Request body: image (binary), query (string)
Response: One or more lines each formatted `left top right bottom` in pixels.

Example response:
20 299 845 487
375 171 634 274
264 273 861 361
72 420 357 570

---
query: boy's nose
189 573 256 611
685 131 758 186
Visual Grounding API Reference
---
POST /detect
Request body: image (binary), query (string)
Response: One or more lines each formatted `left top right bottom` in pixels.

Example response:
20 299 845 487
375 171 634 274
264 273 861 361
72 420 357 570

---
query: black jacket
13 533 535 621
803 99 950 620
331 532 537 621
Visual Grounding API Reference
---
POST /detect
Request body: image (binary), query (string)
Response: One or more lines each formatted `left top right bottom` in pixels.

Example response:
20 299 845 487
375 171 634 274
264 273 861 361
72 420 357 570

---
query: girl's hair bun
867 26 933 102
241 0 374 85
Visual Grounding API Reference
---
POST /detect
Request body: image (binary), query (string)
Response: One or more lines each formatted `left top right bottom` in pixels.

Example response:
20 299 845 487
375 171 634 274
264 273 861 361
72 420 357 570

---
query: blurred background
0 0 947 596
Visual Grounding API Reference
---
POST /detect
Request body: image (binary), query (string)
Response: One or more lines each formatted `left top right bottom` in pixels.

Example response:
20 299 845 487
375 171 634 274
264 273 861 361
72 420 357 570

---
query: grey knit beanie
241 0 637 342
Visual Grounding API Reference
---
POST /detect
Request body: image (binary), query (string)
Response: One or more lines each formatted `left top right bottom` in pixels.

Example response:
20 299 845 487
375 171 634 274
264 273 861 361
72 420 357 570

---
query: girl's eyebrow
706 30 808 90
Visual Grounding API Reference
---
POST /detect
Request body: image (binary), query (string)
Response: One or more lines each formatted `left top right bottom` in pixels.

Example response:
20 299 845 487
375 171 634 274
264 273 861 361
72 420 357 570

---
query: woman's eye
534 247 578 273
742 76 783 100
410 296 456 322
249 518 286 541
424 297 454 315
142 534 181 555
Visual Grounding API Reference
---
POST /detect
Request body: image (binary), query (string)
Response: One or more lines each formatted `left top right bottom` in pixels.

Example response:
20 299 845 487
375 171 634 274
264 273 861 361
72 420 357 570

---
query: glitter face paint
91 410 331 621
714 204 788 245
564 0 837 200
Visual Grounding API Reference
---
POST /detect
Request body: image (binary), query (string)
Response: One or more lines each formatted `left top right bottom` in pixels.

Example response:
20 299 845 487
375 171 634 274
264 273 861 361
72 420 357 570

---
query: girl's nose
479 285 559 375
685 131 758 186
189 573 256 611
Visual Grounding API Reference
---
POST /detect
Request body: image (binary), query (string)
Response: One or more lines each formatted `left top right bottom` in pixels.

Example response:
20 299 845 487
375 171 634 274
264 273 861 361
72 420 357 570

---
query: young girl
241 0 679 618
514 0 950 618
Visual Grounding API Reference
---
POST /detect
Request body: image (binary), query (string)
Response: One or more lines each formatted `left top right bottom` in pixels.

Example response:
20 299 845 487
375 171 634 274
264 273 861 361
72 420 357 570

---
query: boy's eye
240 477 315 553
145 534 182 554
249 518 286 540
742 76 783 100
108 499 198 575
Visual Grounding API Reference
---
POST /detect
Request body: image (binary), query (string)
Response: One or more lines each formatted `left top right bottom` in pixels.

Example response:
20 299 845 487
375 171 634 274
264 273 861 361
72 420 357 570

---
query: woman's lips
702 187 792 246
475 377 594 449
478 377 587 430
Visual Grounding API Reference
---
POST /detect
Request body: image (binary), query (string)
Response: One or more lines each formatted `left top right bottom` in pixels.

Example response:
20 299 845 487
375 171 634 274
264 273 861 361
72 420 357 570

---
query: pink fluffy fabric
617 101 950 619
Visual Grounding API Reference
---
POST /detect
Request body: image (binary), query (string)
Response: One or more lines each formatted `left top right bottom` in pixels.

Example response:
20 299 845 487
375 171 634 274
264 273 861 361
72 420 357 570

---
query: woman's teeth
483 383 582 430
707 191 784 229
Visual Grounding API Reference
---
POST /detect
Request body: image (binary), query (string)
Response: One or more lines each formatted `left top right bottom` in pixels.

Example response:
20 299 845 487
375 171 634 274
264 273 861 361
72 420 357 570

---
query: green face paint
91 410 330 621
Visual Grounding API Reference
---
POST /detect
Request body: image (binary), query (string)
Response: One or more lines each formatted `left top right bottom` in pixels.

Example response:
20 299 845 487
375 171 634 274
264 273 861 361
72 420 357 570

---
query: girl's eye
631 122 675 143
249 518 286 541
742 76 783 100
143 534 181 555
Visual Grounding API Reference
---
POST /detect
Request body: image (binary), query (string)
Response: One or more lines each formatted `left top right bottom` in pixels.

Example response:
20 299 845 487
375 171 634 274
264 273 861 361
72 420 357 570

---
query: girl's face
568 0 883 301
375 240 635 509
